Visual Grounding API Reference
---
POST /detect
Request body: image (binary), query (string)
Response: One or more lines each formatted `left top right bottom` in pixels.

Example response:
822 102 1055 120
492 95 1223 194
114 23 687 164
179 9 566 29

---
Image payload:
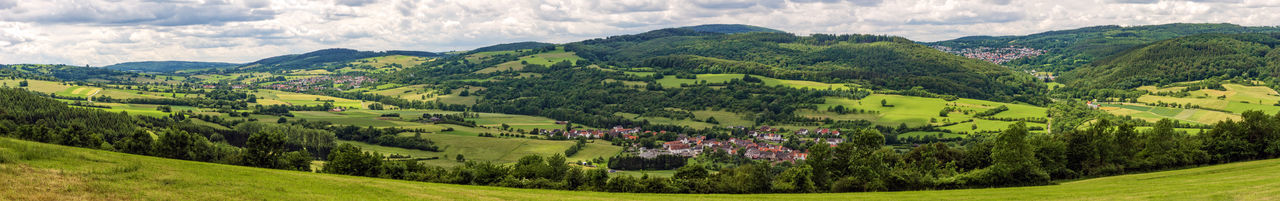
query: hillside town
267 75 377 91
932 45 1046 64
548 125 850 162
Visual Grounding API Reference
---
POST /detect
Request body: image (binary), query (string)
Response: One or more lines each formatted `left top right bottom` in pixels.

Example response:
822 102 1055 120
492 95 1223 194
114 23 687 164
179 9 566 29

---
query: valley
4 23 1280 198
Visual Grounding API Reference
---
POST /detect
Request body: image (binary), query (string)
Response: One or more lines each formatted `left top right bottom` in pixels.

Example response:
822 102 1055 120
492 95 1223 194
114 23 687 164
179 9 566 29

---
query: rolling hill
566 28 1047 104
928 23 1280 72
3 137 1279 200
678 24 784 34
466 41 556 53
241 48 443 72
104 61 239 73
1062 33 1280 89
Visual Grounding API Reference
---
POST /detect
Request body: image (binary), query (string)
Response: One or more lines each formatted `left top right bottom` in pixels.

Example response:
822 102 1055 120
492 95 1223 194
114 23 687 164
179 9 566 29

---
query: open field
812 94 1046 133
254 90 365 109
1 79 76 94
4 137 1280 200
339 134 621 167
655 74 856 90
1099 103 1238 125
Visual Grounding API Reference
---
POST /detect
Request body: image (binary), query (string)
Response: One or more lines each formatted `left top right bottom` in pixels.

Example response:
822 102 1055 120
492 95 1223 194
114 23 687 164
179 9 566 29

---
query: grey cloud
905 11 1025 25
594 1 669 13
790 0 882 6
690 0 760 9
336 0 378 7
0 0 15 9
0 1 276 26
1111 0 1159 4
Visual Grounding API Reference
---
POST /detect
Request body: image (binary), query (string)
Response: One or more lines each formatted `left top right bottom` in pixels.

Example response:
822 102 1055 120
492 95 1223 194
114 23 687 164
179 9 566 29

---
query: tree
17 80 28 87
456 154 466 162
772 164 816 193
277 117 288 124
244 131 286 168
963 122 1049 187
323 144 381 177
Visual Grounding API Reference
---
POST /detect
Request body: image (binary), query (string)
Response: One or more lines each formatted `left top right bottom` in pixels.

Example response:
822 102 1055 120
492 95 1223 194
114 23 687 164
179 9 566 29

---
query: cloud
0 0 275 26
0 0 1278 66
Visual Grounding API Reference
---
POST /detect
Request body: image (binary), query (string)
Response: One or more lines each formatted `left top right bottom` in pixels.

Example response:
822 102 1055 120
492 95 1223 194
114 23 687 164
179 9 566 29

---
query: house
794 129 809 135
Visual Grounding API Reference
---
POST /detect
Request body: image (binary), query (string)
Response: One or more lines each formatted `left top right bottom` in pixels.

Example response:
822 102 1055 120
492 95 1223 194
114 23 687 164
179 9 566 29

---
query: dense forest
1062 33 1280 90
104 61 239 73
929 23 1280 72
239 48 442 72
565 29 1047 104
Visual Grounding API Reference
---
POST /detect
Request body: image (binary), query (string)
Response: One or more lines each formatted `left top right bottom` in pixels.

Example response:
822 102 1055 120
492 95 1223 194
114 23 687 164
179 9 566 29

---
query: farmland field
813 94 1046 133
4 138 1280 200
255 90 365 109
339 133 621 167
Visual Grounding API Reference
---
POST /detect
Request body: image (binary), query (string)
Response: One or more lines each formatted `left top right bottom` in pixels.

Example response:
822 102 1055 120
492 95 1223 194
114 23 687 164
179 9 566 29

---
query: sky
1 0 1279 66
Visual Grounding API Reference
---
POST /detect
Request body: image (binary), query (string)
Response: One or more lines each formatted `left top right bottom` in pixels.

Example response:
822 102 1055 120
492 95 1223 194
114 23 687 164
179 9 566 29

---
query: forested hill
0 64 135 81
240 48 443 72
104 61 239 73
1061 33 1280 89
566 29 1048 104
677 24 783 34
466 42 555 54
928 23 1280 72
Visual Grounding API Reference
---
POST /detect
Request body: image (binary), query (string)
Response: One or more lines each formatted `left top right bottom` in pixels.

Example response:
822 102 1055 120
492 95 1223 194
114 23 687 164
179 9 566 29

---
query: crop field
0 79 75 94
812 94 1046 134
340 134 621 167
1102 83 1280 125
655 74 856 90
4 138 1280 200
1098 103 1238 125
292 109 569 132
368 84 436 101
254 90 365 109
1125 84 1280 124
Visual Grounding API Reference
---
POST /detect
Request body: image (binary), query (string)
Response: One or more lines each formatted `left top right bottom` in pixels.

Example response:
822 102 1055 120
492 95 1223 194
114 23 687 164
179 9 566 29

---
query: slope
567 29 1047 104
1062 33 1280 89
929 23 1280 72
3 137 1279 200
678 24 784 34
104 61 239 73
240 48 443 72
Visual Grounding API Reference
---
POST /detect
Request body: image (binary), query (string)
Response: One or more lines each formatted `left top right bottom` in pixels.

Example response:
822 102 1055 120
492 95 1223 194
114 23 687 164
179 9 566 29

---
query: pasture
3 138 1280 200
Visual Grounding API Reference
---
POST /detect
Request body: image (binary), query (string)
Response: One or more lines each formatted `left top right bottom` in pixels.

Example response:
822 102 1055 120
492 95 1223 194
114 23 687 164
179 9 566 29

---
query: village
932 45 1046 64
266 75 377 91
546 125 851 163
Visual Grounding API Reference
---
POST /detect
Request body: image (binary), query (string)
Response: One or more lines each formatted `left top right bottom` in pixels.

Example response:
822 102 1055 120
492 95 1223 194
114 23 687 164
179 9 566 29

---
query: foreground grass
3 138 1280 200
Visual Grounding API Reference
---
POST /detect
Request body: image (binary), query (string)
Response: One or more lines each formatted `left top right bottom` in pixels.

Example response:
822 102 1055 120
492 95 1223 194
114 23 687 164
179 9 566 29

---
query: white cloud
1 0 1279 66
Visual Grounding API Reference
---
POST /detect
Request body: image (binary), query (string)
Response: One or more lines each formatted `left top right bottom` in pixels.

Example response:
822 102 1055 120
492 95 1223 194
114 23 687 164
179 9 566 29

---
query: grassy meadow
3 138 1280 200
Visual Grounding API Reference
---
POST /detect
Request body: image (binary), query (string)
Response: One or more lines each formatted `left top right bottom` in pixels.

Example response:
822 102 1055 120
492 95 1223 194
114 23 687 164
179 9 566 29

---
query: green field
1 79 77 95
655 74 856 90
1117 84 1280 124
255 90 365 109
340 133 621 167
812 94 1046 133
4 138 1280 200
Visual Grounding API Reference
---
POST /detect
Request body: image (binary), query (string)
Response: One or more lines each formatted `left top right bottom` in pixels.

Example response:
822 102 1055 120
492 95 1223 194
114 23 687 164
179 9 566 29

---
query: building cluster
546 126 645 139
932 45 1046 64
266 75 377 91
642 135 807 162
636 126 853 162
